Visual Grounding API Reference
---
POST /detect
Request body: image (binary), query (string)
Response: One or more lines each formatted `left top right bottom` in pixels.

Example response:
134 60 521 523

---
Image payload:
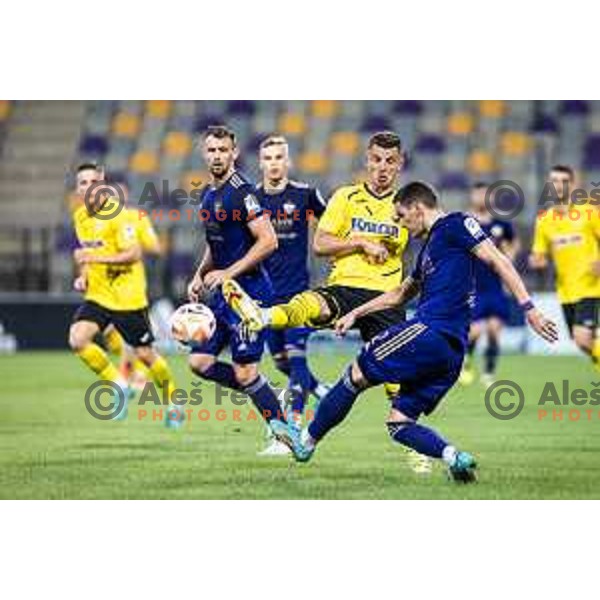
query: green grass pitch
1 351 599 499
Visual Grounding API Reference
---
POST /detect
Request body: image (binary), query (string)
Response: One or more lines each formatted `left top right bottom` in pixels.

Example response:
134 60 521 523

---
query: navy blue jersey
256 180 327 301
472 217 514 295
412 212 489 345
200 171 272 301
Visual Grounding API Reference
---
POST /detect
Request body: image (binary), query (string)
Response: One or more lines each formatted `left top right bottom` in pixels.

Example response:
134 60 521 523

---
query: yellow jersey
532 207 600 304
126 208 160 254
317 183 408 292
73 202 148 311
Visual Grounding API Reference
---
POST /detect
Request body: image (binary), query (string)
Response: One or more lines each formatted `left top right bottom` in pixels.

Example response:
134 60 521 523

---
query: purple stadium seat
227 100 256 116
393 100 423 115
560 100 589 116
194 116 224 133
79 134 109 156
246 134 264 153
415 134 446 154
438 171 470 190
530 113 558 134
361 115 391 132
583 135 600 169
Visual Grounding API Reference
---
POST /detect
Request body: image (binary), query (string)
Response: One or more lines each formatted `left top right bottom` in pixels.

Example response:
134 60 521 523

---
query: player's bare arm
474 239 558 343
203 215 277 290
335 277 420 336
528 252 548 270
313 228 389 263
74 244 142 265
188 246 213 302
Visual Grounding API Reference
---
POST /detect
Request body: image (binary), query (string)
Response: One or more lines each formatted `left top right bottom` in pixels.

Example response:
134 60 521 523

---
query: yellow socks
592 338 600 371
384 382 401 399
77 343 120 382
104 327 124 356
147 355 177 401
132 358 151 378
269 291 324 328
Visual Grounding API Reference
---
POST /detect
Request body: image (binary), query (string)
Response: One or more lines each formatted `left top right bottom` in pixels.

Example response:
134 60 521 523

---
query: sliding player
460 182 520 387
255 135 330 455
187 126 288 438
69 164 179 424
278 182 557 482
529 164 600 368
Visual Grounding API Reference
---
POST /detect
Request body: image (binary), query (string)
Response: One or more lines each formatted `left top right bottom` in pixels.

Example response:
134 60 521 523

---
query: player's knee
233 363 259 387
69 324 90 352
386 408 414 438
188 354 216 377
350 361 369 389
572 327 592 352
272 352 289 373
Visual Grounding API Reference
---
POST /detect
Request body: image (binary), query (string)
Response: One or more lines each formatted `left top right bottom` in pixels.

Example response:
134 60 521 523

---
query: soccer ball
170 303 216 345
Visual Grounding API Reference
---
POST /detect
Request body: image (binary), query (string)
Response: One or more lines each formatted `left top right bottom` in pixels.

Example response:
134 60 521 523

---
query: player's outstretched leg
223 279 326 332
386 415 477 484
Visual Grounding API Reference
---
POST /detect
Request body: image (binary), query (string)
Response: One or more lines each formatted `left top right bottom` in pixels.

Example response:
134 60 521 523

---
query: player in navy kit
460 183 520 387
254 135 330 455
277 182 557 482
187 126 287 433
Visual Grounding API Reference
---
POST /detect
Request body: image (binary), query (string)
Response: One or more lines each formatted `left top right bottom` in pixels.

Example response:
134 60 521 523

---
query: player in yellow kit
106 180 163 389
225 132 409 342
68 164 179 424
224 132 431 473
529 164 600 366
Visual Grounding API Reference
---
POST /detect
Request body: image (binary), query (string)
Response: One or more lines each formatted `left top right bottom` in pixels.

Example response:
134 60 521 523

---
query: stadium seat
163 131 193 157
331 131 360 156
146 100 172 119
393 101 423 116
112 112 141 138
447 112 474 136
530 113 558 134
227 100 256 116
479 100 506 118
501 132 532 156
130 150 159 174
311 100 339 119
438 171 470 191
0 100 10 121
279 113 306 136
560 100 589 116
298 151 328 174
79 134 109 157
468 150 495 174
361 115 391 133
415 134 446 154
583 135 600 169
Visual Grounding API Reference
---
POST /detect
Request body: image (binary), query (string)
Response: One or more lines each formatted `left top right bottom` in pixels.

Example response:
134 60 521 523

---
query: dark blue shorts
357 319 464 420
189 292 265 365
472 291 509 322
266 327 313 357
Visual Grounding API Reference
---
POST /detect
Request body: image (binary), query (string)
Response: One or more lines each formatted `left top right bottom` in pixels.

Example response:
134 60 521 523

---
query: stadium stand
2 100 600 297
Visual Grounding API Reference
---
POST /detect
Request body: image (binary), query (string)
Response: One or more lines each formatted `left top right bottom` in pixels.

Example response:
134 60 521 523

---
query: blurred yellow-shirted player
68 164 179 424
530 164 600 367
